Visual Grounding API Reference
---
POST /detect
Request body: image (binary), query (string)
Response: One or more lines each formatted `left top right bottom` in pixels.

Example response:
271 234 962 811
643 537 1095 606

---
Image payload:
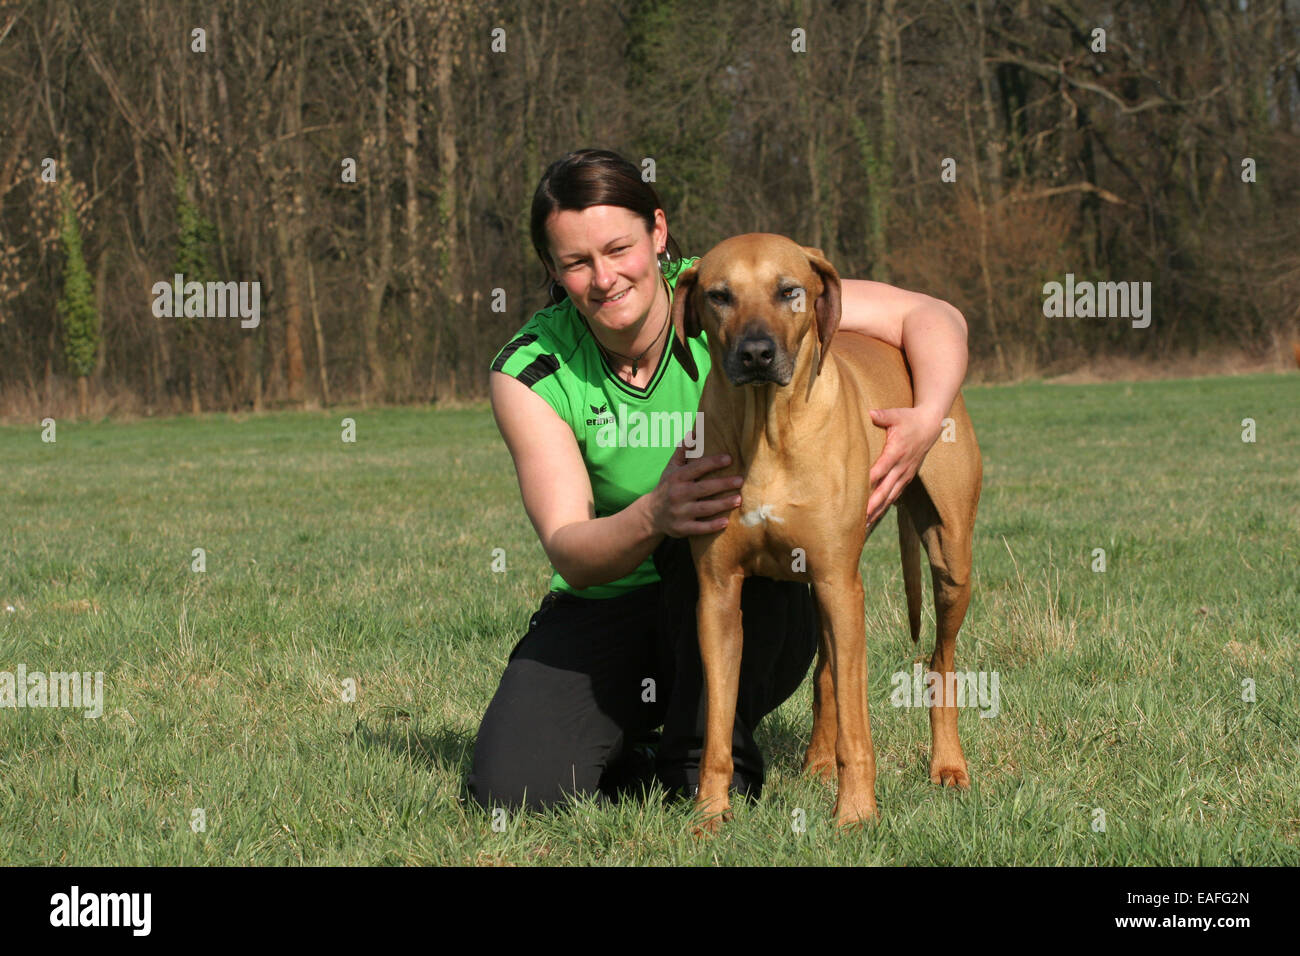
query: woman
468 148 968 813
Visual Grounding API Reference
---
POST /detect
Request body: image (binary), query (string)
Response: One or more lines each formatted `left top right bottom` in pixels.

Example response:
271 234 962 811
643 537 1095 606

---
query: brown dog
669 234 982 831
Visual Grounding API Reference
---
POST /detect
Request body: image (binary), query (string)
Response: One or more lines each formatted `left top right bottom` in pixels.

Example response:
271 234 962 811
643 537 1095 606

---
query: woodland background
1 0 1297 419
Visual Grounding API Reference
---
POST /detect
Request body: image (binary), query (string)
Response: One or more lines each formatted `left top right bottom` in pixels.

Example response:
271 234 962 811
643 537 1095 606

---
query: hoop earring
548 280 566 305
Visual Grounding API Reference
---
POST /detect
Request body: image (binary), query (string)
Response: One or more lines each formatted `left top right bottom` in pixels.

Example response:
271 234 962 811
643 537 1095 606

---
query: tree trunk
962 95 1007 377
361 10 393 403
280 56 308 404
972 0 1003 203
431 3 460 402
262 263 282 403
402 0 423 396
274 215 307 405
792 0 822 251
93 248 110 385
871 0 897 281
44 327 54 410
308 259 330 406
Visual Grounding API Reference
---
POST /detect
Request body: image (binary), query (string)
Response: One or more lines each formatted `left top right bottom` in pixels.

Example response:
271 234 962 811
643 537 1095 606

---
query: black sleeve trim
516 353 560 388
490 332 539 373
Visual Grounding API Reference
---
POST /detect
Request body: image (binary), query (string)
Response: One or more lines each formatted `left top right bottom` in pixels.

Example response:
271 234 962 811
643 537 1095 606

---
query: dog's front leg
813 571 880 826
802 620 837 781
693 568 745 836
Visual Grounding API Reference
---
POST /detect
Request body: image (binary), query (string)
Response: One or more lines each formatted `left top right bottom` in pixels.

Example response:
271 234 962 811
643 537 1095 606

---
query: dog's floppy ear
669 261 702 379
800 245 841 376
670 261 701 341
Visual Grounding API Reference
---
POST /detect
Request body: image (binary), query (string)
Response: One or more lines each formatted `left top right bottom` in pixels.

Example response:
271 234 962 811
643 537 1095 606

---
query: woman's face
545 204 668 334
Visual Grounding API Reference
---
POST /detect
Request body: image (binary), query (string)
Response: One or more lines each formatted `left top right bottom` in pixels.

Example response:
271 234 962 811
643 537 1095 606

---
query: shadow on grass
754 707 812 777
349 702 821 819
350 707 475 776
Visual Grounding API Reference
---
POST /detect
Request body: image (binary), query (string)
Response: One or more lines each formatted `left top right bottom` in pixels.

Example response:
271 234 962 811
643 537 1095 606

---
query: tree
173 160 218 415
56 179 98 418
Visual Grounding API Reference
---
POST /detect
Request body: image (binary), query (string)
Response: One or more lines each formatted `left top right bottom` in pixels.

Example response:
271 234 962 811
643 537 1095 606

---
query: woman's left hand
865 406 944 524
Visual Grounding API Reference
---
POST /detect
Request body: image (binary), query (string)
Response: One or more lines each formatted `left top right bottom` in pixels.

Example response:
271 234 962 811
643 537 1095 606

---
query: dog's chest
734 489 807 544
729 469 821 578
738 502 787 528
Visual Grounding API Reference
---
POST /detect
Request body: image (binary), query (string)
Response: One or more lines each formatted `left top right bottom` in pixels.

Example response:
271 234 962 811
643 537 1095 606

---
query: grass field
1 373 1296 865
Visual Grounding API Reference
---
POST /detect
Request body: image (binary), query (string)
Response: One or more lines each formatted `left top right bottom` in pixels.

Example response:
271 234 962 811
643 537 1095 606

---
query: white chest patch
740 504 784 527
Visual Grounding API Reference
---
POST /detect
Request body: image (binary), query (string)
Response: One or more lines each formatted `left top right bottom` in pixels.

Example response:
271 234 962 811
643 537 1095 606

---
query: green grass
1 373 1296 865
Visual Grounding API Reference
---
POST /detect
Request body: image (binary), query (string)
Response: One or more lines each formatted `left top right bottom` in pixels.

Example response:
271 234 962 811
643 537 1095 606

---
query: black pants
465 536 819 812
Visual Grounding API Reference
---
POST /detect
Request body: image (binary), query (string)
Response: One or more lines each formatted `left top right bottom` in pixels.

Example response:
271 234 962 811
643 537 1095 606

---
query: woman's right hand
647 435 745 538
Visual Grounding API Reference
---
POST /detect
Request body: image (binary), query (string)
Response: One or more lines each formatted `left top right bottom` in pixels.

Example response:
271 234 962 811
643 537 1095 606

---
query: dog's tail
898 507 923 643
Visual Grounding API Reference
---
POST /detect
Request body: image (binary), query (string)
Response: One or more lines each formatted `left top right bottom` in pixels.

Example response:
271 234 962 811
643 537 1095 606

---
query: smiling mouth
599 289 631 305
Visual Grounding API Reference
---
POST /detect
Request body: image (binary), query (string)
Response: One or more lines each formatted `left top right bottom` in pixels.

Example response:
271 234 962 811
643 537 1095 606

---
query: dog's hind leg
925 522 973 789
900 481 975 790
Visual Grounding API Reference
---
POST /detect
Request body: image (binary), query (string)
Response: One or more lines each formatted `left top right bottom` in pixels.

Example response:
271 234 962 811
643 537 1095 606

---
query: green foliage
172 161 217 321
853 113 892 282
623 0 731 244
55 183 98 378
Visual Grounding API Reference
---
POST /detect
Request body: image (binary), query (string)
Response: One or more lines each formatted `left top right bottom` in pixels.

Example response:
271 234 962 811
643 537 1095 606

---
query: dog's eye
706 290 731 306
780 286 803 300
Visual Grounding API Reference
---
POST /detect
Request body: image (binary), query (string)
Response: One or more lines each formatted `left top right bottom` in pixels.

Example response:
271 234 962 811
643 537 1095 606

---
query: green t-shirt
489 256 710 599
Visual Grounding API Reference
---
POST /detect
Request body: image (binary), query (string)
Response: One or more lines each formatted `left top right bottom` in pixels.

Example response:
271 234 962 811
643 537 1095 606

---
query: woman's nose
591 256 619 290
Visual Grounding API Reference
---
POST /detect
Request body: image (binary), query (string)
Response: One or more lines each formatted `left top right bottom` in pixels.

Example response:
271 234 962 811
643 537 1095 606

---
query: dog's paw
802 752 836 783
690 806 732 839
929 763 971 789
832 796 880 830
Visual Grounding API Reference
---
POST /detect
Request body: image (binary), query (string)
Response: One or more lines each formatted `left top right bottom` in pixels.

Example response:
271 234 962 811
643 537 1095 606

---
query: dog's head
670 233 841 387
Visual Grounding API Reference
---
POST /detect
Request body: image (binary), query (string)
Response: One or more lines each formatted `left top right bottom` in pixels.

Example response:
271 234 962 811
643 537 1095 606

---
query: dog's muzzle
723 332 794 386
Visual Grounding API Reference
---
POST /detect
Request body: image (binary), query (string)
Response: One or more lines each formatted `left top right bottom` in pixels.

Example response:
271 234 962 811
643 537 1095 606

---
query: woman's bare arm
836 279 969 522
489 372 742 590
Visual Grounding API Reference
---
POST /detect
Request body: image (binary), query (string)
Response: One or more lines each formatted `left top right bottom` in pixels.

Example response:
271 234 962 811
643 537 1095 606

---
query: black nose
737 334 777 371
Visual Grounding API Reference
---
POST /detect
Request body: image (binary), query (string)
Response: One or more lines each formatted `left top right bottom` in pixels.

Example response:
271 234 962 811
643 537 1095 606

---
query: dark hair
529 148 683 304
